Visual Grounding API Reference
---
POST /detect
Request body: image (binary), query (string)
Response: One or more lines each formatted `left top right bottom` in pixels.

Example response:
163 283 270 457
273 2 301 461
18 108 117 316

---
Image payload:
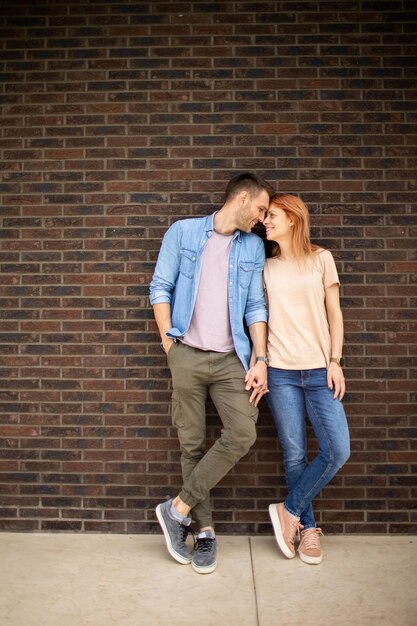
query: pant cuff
178 488 199 509
194 519 214 530
284 501 300 519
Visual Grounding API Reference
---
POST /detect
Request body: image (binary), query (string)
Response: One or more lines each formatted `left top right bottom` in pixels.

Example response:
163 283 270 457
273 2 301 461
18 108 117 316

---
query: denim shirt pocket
238 260 255 289
179 248 197 279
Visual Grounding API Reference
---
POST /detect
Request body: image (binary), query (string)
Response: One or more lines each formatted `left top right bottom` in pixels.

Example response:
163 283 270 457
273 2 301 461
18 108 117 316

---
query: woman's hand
327 362 345 400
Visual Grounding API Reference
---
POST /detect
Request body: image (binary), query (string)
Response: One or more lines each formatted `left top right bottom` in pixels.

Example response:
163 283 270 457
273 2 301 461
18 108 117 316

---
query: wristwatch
256 356 268 364
330 357 343 366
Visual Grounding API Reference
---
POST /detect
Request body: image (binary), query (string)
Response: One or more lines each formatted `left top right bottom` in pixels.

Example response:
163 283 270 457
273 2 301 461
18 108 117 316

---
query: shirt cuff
149 293 172 305
245 310 268 326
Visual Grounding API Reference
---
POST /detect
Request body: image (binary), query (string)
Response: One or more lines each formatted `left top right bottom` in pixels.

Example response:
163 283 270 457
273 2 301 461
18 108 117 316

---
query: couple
149 173 350 574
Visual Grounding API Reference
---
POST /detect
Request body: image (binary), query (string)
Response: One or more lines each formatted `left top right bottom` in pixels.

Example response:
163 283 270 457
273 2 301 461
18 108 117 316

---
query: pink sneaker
268 502 303 559
298 528 323 564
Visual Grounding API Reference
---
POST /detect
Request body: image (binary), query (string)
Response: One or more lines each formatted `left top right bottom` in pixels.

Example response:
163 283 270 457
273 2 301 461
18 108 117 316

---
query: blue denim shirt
149 212 267 371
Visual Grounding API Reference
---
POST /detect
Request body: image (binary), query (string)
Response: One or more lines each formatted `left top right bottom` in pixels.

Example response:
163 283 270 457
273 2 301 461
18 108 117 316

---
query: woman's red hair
268 194 320 259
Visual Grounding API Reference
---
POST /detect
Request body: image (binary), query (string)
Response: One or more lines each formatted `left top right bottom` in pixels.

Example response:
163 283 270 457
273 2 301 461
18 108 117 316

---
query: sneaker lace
196 537 215 553
287 517 304 545
179 524 196 548
301 528 322 550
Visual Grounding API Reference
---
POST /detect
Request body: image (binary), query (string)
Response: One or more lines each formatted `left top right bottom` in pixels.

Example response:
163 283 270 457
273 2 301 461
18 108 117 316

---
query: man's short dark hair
224 172 274 203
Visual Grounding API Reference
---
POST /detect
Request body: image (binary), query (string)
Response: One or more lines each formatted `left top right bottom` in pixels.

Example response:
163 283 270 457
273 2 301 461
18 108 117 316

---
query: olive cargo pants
167 341 258 529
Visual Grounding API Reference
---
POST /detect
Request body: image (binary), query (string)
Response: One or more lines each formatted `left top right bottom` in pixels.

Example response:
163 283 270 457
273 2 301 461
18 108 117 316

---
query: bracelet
256 356 268 364
330 357 343 366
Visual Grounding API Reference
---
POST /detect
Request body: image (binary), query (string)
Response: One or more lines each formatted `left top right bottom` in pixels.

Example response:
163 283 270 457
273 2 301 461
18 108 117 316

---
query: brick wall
1 0 416 534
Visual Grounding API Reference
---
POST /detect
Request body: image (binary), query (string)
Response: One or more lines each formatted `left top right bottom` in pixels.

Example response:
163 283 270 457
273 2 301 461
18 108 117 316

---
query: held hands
327 362 346 400
245 361 269 406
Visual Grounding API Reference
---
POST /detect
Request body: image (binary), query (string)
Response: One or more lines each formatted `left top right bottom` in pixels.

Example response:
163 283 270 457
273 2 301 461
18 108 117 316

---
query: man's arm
150 221 182 352
243 239 268 405
244 239 267 326
149 221 181 306
245 321 268 406
153 302 175 354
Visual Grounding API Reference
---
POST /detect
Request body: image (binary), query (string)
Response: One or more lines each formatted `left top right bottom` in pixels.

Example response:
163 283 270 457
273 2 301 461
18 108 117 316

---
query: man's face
236 189 270 233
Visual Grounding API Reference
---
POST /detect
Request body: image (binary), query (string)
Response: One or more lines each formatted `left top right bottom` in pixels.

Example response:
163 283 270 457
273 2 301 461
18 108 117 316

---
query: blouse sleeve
320 250 340 288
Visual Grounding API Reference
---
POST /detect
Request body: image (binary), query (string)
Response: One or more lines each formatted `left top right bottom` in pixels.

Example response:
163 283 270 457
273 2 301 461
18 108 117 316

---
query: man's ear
238 190 249 207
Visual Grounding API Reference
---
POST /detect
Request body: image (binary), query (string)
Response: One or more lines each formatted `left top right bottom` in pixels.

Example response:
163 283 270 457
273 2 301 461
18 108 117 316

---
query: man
149 172 272 574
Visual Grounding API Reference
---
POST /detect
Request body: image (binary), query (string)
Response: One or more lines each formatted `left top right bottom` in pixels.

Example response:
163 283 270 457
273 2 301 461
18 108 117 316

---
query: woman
262 194 350 565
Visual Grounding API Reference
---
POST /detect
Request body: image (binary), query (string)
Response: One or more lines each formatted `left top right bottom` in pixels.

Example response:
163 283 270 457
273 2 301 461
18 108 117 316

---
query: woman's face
263 205 293 241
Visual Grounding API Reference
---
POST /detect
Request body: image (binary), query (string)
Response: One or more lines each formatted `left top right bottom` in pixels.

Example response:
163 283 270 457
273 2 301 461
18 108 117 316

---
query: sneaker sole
268 503 296 559
191 560 217 574
298 549 323 565
155 503 192 565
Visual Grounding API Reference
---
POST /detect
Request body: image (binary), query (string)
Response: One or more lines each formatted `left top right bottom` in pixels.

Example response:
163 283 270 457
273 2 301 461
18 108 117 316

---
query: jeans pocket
308 367 328 388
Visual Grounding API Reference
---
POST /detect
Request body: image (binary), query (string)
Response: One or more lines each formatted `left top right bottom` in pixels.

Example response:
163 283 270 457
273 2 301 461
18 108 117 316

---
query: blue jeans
267 367 350 530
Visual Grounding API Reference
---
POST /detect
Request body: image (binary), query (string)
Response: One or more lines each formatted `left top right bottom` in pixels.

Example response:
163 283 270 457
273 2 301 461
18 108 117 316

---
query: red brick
0 0 415 535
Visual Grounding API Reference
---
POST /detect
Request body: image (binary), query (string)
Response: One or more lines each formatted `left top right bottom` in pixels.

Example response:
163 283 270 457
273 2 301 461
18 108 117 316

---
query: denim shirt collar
205 212 242 242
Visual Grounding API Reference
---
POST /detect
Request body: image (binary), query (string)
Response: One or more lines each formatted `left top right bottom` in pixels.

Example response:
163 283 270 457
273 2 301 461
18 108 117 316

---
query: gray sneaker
192 530 217 574
155 499 192 564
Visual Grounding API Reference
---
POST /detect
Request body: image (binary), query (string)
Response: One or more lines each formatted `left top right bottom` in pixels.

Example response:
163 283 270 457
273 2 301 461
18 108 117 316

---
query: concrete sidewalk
0 532 415 626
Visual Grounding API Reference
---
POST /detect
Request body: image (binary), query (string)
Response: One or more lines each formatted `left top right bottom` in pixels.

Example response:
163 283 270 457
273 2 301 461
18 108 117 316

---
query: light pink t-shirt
263 249 340 369
183 230 234 352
